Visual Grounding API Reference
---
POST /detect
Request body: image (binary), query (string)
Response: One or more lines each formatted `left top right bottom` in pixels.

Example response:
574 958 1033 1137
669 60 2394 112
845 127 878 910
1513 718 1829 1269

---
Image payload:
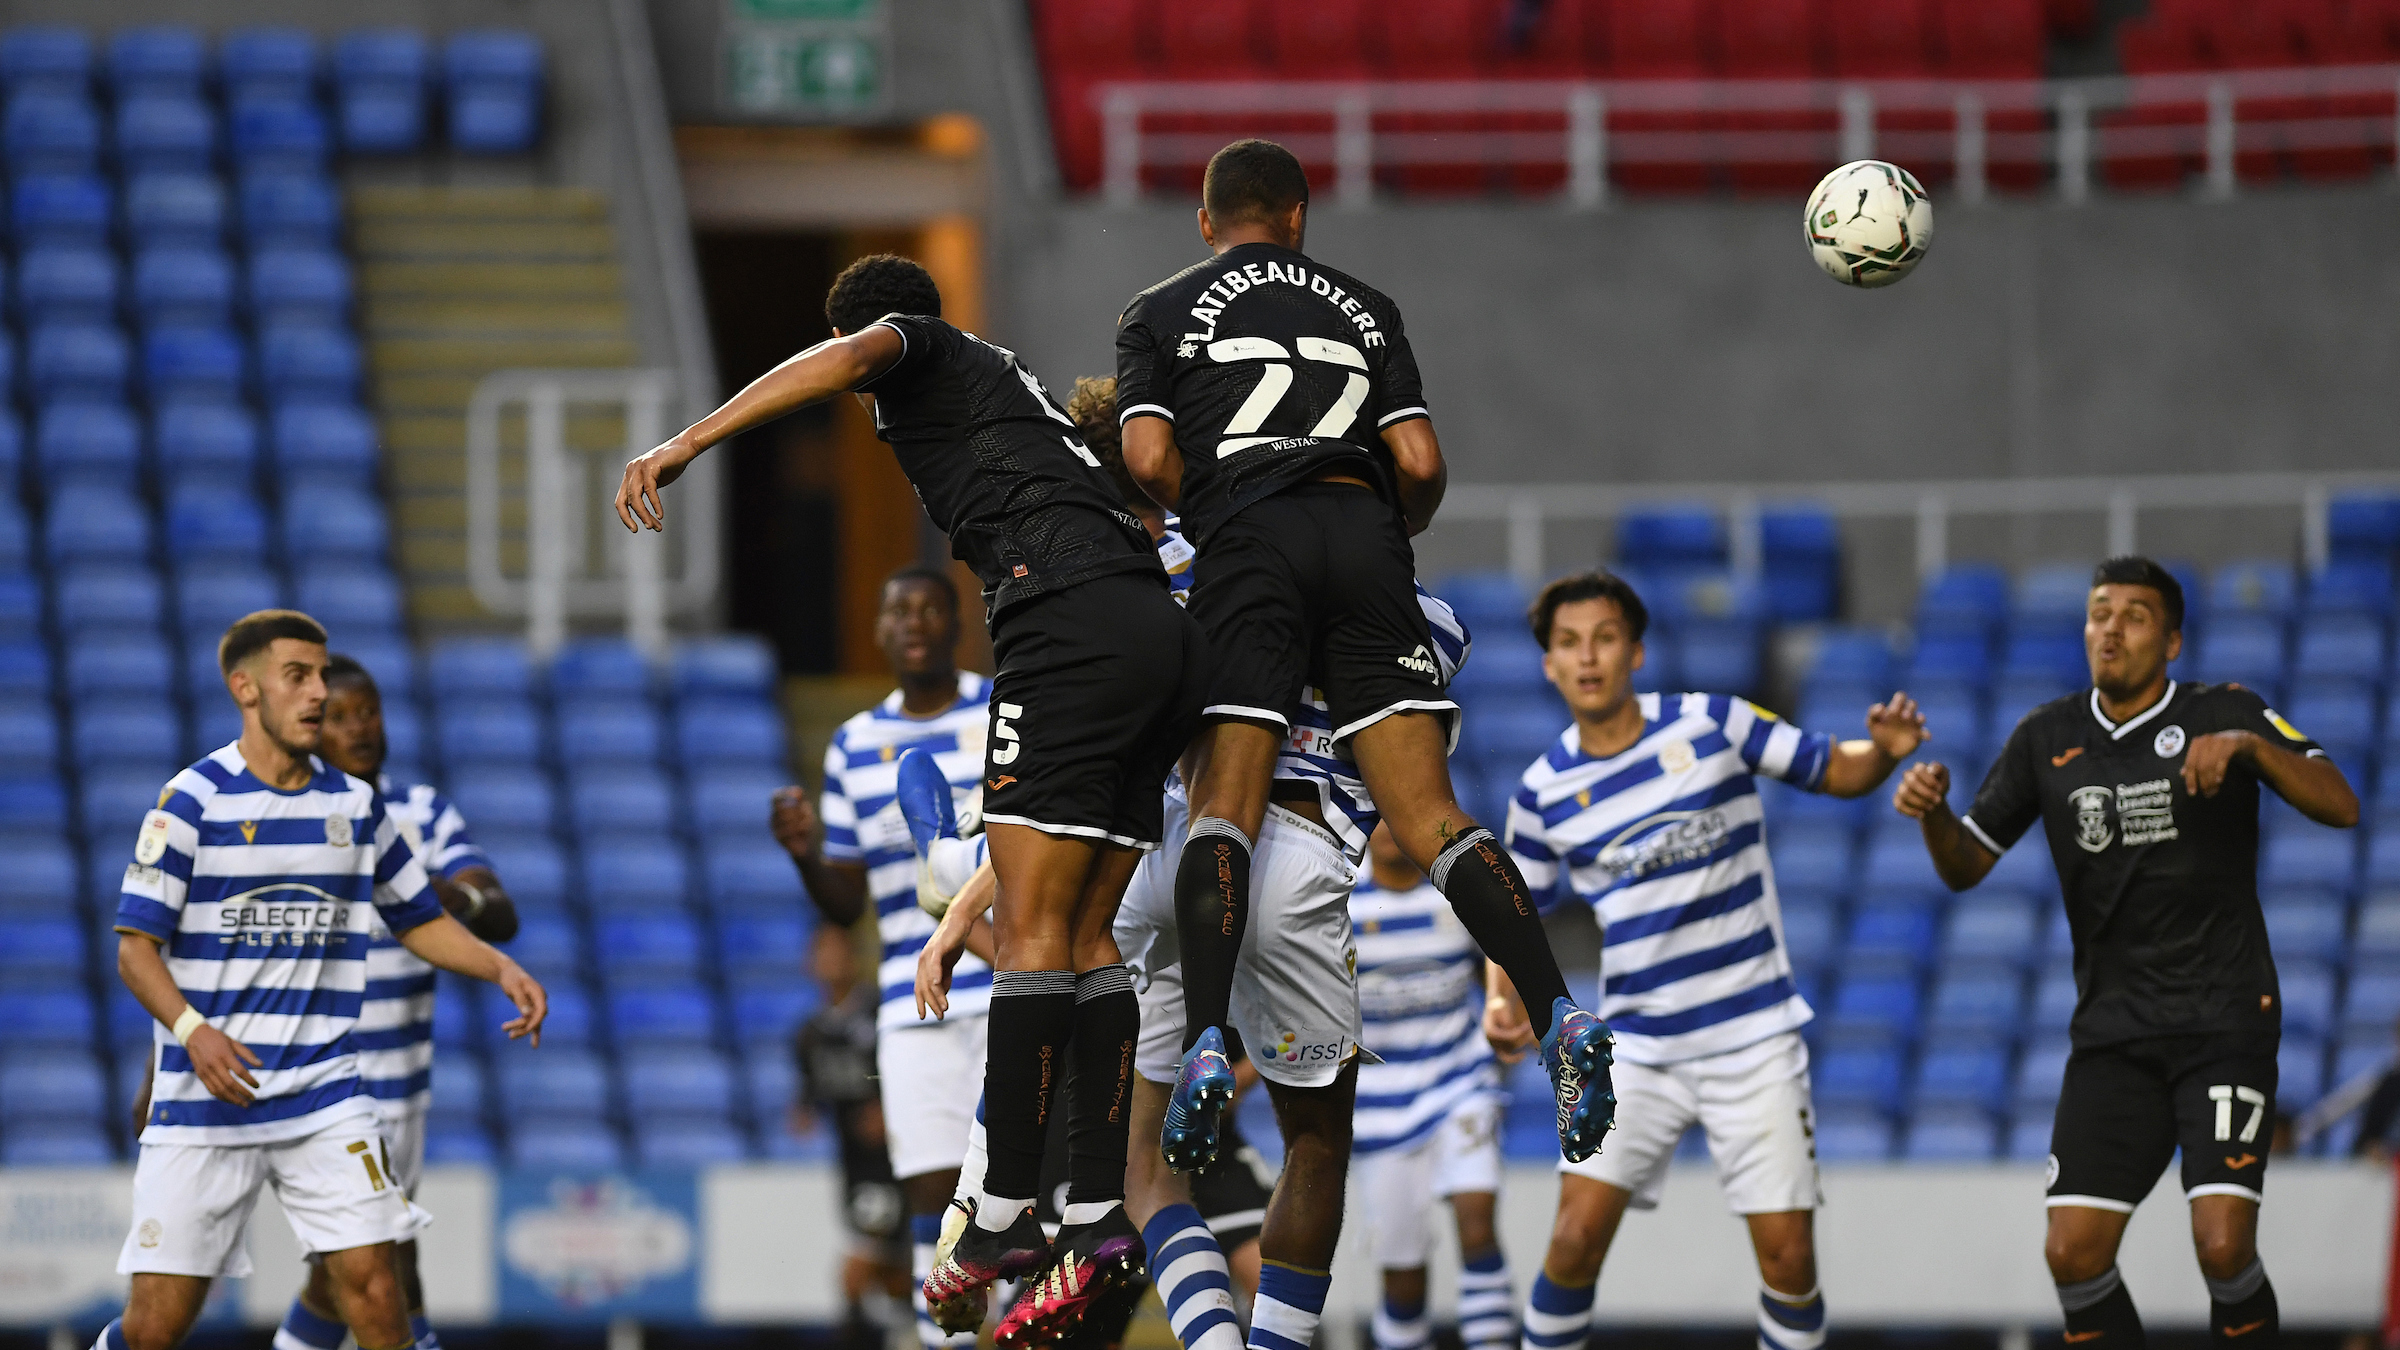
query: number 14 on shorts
2208 1084 2267 1143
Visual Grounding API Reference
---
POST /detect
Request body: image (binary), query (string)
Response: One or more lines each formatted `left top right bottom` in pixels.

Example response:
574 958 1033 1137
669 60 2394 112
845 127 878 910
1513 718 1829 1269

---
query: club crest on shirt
326 814 353 848
2154 725 2186 759
1657 739 1697 774
2069 785 2113 852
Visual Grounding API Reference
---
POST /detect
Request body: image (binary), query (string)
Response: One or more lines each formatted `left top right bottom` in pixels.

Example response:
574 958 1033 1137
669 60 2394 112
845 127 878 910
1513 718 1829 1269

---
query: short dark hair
2091 555 2185 633
324 653 378 695
1203 139 1310 228
1529 570 1649 648
218 609 328 674
1065 376 1143 508
825 254 941 335
884 563 959 613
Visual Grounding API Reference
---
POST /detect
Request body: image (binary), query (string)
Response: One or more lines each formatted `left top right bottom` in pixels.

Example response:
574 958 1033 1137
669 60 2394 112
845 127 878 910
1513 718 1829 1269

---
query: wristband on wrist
171 1006 205 1046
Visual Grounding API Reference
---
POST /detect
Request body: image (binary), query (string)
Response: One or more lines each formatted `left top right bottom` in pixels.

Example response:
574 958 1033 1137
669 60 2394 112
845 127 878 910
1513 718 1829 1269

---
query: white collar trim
2091 681 2176 740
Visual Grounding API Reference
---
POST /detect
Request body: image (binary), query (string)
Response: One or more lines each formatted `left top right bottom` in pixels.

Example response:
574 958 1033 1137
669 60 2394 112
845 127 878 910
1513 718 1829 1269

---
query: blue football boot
1158 1026 1236 1172
895 747 961 916
1540 997 1617 1164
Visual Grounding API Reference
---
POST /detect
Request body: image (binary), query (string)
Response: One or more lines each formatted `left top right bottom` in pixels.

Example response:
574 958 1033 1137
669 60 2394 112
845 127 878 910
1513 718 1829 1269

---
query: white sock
1373 1294 1431 1350
1458 1249 1515 1350
1757 1285 1825 1350
954 1108 989 1206
928 835 986 899
1146 1204 1245 1350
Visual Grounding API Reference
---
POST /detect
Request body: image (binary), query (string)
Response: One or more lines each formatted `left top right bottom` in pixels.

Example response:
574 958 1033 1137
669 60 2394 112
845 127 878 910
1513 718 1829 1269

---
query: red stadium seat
2111 13 2208 72
1718 0 1820 77
2288 0 2394 177
1032 0 1153 191
1936 0 2045 76
1606 0 1711 76
1266 0 1371 77
2045 0 2100 40
1156 0 1264 76
1374 0 1497 75
1495 0 1603 76
1826 0 1935 77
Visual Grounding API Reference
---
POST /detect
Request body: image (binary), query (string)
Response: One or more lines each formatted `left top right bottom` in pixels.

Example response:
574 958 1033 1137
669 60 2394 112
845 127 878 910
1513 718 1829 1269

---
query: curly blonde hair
1065 375 1143 507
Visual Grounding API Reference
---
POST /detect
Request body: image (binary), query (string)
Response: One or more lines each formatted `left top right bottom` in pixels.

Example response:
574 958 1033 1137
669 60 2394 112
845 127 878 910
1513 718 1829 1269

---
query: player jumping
1487 572 1923 1350
1114 139 1613 1193
616 257 1207 1343
1895 556 2356 1349
101 611 545 1350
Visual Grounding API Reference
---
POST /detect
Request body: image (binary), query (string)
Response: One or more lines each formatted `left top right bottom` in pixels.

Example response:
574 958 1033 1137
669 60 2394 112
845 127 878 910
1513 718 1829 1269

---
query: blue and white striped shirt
1504 694 1832 1066
115 744 442 1145
820 671 995 1030
1280 585 1471 860
356 778 491 1114
1350 875 1498 1155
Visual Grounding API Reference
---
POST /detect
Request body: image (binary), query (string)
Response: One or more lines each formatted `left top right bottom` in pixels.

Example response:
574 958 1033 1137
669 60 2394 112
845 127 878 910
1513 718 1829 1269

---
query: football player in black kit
615 256 1207 1344
1894 556 2357 1350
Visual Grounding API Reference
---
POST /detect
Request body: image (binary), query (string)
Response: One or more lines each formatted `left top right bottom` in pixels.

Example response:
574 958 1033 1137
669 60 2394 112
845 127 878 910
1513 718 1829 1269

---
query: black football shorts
983 571 1207 850
2044 1031 2280 1211
1188 482 1454 742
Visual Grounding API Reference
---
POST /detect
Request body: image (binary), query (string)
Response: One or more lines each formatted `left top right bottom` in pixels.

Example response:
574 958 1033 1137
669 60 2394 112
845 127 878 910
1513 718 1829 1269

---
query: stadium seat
34 401 140 484
608 984 717 1046
2280 1037 2329 1109
1846 904 1940 971
436 700 544 766
83 763 177 844
621 1047 737 1119
1901 1106 2001 1161
582 841 690 911
114 93 214 174
165 484 270 564
671 635 777 698
0 918 83 982
44 485 150 564
174 565 280 640
2196 615 2288 692
704 841 804 912
228 96 327 172
635 1118 750 1166
570 772 678 837
0 701 55 770
502 915 584 986
445 32 545 154
248 246 352 325
238 172 341 246
1859 832 1949 898
295 566 403 631
509 1120 625 1169
1766 825 1857 893
1925 971 2024 1038
153 402 259 488
427 1123 502 1164
429 637 535 700
2264 890 2351 964
0 640 41 697
1827 972 1922 1040
730 983 820 1047
2330 494 2400 563
2280 961 2338 1035
1940 895 2043 967
0 984 94 1047
55 566 165 633
2307 561 2393 617
1 1126 116 1166
2294 616 2389 682
258 323 361 400
333 29 428 154
0 27 91 97
594 915 704 983
66 638 170 701
139 322 247 404
2345 965 2400 1033
551 638 653 698
219 27 316 101
267 399 377 484
1780 899 1838 969
716 913 811 983
0 1050 108 1124
108 27 206 98
126 172 225 247
1815 1039 1906 1112
2261 831 2357 893
557 698 665 767
280 484 387 564
12 172 110 245
17 244 117 325
4 92 99 176
2211 560 2297 615
445 767 556 835
2028 963 2078 1032
28 322 130 404
130 244 236 327
522 981 598 1046
676 699 789 770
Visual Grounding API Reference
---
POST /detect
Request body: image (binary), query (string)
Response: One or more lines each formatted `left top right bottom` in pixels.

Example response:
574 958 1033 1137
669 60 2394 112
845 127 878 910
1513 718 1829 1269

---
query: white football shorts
118 1110 418 1277
373 1097 427 1198
1562 1030 1821 1215
1352 1095 1505 1268
878 1012 990 1180
1120 795 1364 1090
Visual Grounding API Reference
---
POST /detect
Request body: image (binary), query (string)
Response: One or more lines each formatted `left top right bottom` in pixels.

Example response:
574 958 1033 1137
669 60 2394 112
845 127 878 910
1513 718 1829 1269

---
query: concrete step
382 410 627 456
367 298 631 334
353 185 609 222
369 336 640 375
352 219 619 261
361 260 625 302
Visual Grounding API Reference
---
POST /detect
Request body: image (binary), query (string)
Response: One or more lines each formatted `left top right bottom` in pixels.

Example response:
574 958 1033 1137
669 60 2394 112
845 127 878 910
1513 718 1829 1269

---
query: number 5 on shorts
992 703 1025 767
2208 1084 2267 1143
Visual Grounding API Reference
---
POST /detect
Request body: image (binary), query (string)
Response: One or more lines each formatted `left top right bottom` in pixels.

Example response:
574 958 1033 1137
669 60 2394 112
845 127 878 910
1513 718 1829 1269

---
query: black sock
1065 964 1139 1209
981 968 1078 1208
1429 827 1570 1039
1174 817 1251 1051
2207 1260 2276 1348
2058 1267 2146 1349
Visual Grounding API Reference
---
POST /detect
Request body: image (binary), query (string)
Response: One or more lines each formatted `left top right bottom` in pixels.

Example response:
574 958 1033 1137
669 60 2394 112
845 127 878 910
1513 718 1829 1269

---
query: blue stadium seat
228 96 326 172
35 401 139 483
2344 965 2400 1033
730 983 820 1047
82 763 177 844
0 578 42 636
1778 898 1837 969
1803 629 1893 688
4 93 100 175
155 401 260 486
73 701 184 766
571 771 678 837
0 642 44 697
621 1047 736 1118
446 32 545 154
2294 616 2389 684
635 1119 749 1166
269 400 376 483
338 633 417 700
2355 897 2400 961
55 565 164 633
2279 1037 2328 1109
247 246 351 325
676 698 788 770
2264 891 2350 964
594 915 703 983
2331 493 2400 562
609 984 717 1046
45 485 150 564
1678 621 1762 694
334 30 429 154
436 700 543 766
1471 697 1568 770
2307 561 2393 617
446 767 555 834
2279 961 2337 1035
1 1127 116 1165
689 767 786 838
504 915 583 984
2197 615 2288 695
557 698 664 767
17 244 117 324
12 172 110 246
2014 1036 2071 1107
554 638 654 696
1902 633 1994 691
717 914 810 983
1901 1106 2000 1161
175 565 281 638
258 323 360 400
428 1050 488 1119
496 1045 613 1120
109 27 206 98
295 566 402 631
237 172 340 246
0 836 75 906
0 699 56 770
0 28 91 96
1617 505 1724 566
2287 682 2379 745
1448 630 1545 699
1765 824 1855 893
516 979 599 1047
280 484 387 563
1760 506 1840 622
0 1050 107 1124
1915 563 2010 632
1845 906 1938 970
508 1120 624 1169
2261 831 2357 894
2211 560 2296 615
165 484 270 564
220 28 316 100
1430 571 1529 634
1827 973 1921 1039
0 918 83 981
188 695 239 757
0 494 26 570
0 984 94 1046
477 832 568 911
1998 629 2084 687
429 638 535 700
428 1121 502 1166
430 981 485 1052
133 248 237 327
1911 1036 2010 1110
1815 1044 1905 1112
1940 895 2041 967
1858 833 1946 898
704 841 804 912
27 323 130 405
1925 971 2022 1038
126 172 225 247
741 1046 796 1125
114 94 214 174
584 840 690 912
2010 563 2091 627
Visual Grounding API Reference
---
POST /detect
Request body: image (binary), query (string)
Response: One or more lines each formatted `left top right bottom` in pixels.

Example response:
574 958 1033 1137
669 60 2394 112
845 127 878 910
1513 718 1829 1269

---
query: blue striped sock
91 1320 128 1350
411 1313 440 1350
1373 1293 1429 1350
1144 1204 1244 1350
912 1212 978 1348
1459 1248 1515 1350
1757 1286 1825 1350
1249 1260 1332 1350
1520 1271 1594 1350
273 1300 347 1350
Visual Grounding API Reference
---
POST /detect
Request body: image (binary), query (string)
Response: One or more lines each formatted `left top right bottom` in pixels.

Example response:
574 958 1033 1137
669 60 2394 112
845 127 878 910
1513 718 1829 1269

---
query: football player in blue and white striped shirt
770 565 995 1350
104 611 545 1350
1484 573 1923 1350
1350 823 1511 1350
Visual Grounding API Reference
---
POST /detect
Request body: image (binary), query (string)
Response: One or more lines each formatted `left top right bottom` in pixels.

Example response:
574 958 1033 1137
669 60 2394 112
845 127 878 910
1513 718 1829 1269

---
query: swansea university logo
2069 785 2113 852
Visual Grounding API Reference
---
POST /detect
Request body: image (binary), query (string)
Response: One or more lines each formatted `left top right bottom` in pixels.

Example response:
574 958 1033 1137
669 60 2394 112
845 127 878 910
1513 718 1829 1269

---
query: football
1805 160 1934 288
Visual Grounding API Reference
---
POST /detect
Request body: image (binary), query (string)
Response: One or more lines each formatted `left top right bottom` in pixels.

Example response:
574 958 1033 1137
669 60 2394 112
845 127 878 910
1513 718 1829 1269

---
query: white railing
464 368 719 658
1436 469 2400 589
1097 64 2400 206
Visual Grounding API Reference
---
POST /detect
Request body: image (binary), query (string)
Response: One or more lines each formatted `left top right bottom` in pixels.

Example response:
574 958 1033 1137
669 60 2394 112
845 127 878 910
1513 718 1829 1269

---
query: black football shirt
1114 241 1428 544
1962 681 2326 1049
858 314 1160 619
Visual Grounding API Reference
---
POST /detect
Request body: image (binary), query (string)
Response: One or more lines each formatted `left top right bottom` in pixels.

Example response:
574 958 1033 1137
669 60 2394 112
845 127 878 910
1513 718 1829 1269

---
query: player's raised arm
1817 691 1928 798
1893 762 1999 890
2182 720 2359 827
1380 416 1447 536
616 322 906 532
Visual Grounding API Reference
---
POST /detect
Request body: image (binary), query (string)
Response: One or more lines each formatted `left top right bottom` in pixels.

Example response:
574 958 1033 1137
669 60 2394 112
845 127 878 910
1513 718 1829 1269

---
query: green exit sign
724 28 884 115
729 0 877 19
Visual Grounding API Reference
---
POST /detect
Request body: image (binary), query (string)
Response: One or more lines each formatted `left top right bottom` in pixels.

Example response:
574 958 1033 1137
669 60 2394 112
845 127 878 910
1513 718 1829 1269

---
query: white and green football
1805 159 1932 289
